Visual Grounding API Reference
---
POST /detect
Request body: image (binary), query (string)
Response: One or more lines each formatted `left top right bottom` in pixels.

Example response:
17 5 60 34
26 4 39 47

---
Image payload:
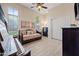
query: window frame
7 7 19 36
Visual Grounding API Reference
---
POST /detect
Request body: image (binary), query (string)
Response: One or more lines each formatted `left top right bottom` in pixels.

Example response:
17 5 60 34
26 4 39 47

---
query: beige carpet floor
23 37 62 56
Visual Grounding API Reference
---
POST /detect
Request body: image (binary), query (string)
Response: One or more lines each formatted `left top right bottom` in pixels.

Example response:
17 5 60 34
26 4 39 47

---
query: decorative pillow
33 29 36 34
20 30 26 35
27 31 32 35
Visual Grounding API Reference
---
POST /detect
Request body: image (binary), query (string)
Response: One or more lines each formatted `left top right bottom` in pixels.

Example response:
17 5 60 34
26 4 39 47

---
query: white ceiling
20 3 61 15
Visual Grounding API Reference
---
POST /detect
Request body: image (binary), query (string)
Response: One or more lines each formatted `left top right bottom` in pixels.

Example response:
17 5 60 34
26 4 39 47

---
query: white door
51 16 71 40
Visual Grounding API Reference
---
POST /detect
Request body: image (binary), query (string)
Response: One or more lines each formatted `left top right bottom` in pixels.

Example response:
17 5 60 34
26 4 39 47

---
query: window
35 16 41 32
8 7 19 36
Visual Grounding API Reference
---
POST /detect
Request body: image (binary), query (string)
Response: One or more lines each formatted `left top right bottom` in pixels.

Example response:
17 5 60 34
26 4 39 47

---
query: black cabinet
42 27 48 37
63 28 79 56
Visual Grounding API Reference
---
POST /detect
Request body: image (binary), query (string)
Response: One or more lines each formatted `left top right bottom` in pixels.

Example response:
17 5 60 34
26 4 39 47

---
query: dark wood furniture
42 27 48 37
36 30 41 34
62 28 79 56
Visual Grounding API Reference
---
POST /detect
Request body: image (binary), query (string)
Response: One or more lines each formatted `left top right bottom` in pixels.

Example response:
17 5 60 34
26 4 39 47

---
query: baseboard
51 37 62 41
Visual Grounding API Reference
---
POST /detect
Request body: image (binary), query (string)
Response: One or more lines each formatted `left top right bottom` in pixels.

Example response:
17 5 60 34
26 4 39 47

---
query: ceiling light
37 6 41 11
31 3 48 11
38 6 41 9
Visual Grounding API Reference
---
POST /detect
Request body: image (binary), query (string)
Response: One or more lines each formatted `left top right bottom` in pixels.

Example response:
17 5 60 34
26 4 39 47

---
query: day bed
19 29 42 44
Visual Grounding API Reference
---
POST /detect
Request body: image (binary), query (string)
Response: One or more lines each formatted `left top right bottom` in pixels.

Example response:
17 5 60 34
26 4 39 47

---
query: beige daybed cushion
23 33 41 40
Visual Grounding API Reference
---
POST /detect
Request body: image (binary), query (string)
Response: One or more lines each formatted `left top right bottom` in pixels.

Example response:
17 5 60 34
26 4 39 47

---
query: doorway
48 16 71 40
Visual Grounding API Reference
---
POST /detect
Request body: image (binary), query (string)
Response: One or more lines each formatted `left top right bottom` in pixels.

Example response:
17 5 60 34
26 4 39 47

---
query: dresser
63 28 79 56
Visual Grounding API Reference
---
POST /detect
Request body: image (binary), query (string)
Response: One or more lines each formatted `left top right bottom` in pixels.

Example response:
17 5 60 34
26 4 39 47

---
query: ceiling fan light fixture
38 6 41 9
31 3 48 11
37 6 42 11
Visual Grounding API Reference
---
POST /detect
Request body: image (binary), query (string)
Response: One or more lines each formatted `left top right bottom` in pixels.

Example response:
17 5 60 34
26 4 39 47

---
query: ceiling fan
31 3 48 11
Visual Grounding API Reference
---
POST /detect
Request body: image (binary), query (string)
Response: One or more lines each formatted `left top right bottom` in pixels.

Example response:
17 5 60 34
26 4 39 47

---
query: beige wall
42 3 76 26
41 14 49 27
1 3 41 29
48 3 76 24
42 3 79 27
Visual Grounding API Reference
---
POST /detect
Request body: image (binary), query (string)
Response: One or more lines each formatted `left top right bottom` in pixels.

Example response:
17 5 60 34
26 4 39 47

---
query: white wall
51 15 71 40
48 17 52 39
48 3 75 40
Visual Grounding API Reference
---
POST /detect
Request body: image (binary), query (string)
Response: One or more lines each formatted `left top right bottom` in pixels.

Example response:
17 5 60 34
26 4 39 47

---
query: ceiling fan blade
38 3 44 5
41 3 44 5
42 6 48 9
